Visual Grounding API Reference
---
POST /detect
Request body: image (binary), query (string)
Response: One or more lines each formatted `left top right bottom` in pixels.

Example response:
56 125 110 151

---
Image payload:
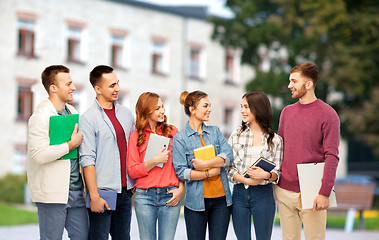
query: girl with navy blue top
172 91 233 240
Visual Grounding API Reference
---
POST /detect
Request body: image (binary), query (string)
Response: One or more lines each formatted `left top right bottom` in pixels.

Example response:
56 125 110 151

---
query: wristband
265 171 272 181
205 170 210 179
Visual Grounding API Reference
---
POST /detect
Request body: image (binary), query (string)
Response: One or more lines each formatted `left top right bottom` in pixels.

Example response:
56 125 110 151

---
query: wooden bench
333 182 376 232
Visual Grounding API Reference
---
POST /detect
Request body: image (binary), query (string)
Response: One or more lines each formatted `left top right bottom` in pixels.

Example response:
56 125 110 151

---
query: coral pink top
128 127 179 189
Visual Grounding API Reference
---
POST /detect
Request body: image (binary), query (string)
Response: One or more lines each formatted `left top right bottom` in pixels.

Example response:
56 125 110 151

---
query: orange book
193 144 215 171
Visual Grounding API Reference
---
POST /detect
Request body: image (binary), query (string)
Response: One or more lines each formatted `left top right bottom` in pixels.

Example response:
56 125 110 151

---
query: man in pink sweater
275 62 340 240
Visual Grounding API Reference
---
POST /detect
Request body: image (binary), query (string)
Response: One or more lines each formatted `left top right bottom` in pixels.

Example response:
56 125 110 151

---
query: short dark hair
41 65 70 93
290 62 319 86
89 65 114 87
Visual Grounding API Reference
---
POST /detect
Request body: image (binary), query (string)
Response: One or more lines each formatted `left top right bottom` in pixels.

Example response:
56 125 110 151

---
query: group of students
27 62 340 240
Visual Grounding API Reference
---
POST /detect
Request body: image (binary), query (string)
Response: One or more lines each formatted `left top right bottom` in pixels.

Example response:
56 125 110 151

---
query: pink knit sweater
278 99 340 197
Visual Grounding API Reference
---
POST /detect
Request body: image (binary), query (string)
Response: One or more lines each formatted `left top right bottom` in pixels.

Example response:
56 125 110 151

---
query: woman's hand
166 182 185 206
191 158 208 170
152 147 170 166
208 167 221 177
243 177 264 186
246 166 270 180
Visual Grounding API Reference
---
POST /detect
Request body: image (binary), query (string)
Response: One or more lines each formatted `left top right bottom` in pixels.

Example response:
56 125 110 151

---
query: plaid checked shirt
226 125 283 187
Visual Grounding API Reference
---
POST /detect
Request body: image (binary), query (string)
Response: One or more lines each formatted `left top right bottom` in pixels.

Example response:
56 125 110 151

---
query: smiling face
191 97 211 122
288 72 311 99
95 72 119 105
240 97 255 124
149 98 165 124
54 72 76 103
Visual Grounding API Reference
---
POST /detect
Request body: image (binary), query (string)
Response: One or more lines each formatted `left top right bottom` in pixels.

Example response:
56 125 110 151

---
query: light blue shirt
79 100 135 193
172 122 233 211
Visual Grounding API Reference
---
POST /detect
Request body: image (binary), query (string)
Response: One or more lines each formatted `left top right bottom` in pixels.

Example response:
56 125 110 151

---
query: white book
297 162 337 209
143 133 171 168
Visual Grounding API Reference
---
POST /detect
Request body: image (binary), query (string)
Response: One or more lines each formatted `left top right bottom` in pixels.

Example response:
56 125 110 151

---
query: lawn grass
0 202 38 226
274 213 379 231
1 202 378 231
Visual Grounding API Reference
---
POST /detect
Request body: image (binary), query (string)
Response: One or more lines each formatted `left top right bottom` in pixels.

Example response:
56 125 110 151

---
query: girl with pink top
128 92 184 240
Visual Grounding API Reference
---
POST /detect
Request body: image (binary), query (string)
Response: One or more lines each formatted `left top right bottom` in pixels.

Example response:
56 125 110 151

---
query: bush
0 174 25 203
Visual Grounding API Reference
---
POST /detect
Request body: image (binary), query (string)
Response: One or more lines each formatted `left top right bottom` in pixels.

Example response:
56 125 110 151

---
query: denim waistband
136 186 178 194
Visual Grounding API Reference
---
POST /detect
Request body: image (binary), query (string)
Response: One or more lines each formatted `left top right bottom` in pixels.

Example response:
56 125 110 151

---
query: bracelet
265 171 272 181
205 170 210 179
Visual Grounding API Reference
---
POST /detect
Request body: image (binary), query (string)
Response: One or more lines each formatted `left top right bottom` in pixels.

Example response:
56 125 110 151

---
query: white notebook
143 133 171 168
297 162 337 209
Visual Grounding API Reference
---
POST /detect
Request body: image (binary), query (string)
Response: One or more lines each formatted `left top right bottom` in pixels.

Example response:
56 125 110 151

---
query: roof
110 0 209 20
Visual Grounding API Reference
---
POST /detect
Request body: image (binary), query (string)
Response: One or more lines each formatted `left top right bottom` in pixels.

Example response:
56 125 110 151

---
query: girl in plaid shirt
226 91 283 240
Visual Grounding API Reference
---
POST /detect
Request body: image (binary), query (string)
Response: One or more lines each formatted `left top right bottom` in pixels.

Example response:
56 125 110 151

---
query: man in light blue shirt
79 65 135 240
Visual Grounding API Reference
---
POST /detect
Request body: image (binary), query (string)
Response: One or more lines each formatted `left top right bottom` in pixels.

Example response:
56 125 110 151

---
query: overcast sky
136 0 233 18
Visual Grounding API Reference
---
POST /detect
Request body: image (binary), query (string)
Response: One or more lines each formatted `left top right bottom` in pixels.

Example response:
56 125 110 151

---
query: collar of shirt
184 122 210 137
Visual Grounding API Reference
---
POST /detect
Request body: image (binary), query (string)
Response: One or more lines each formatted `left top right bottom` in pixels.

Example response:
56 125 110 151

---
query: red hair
135 92 173 147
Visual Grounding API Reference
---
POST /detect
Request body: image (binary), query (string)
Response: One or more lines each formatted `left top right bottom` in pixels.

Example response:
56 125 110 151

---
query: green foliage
0 202 38 226
0 174 26 203
211 0 379 157
246 70 294 131
274 213 379 230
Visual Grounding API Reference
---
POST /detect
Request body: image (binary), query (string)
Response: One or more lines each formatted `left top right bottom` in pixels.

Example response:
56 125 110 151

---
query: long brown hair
135 92 173 147
239 91 275 151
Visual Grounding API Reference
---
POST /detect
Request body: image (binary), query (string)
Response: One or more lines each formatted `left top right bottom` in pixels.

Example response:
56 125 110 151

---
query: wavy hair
135 92 173 147
239 91 275 151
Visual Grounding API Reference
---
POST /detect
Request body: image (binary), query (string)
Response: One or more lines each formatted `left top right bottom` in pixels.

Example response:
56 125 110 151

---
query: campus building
0 0 254 175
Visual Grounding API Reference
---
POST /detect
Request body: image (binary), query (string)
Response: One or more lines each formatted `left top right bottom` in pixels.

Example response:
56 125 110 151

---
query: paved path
1 208 379 239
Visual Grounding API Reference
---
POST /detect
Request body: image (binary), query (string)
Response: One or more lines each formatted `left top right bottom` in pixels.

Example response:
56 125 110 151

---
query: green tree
211 0 379 156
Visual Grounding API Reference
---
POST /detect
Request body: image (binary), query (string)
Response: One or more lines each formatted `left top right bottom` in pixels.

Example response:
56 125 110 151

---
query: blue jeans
232 184 275 240
88 187 133 240
184 196 231 240
134 186 181 240
36 190 89 240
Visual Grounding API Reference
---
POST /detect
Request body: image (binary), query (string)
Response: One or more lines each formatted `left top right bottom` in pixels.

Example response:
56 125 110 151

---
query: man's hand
68 123 83 151
313 194 329 211
90 196 110 213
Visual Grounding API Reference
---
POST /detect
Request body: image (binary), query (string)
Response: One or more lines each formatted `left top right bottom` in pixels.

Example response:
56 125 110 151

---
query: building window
225 53 234 83
17 19 35 57
223 107 234 138
117 91 131 108
13 145 27 174
151 41 164 74
189 48 201 79
188 43 205 80
111 35 125 68
224 50 240 85
17 84 33 121
69 90 80 110
67 26 82 62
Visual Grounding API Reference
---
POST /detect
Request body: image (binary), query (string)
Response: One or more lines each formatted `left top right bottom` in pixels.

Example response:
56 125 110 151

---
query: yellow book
193 144 215 171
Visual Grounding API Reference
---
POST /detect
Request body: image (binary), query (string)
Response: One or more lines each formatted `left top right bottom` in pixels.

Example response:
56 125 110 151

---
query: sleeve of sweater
28 111 69 165
127 131 148 179
278 107 286 138
319 109 341 197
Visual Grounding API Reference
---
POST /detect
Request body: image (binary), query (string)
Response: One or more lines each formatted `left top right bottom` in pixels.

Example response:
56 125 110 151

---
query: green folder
49 114 79 159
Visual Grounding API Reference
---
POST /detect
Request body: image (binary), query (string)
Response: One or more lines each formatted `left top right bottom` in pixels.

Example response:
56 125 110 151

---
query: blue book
86 189 117 211
243 157 276 178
